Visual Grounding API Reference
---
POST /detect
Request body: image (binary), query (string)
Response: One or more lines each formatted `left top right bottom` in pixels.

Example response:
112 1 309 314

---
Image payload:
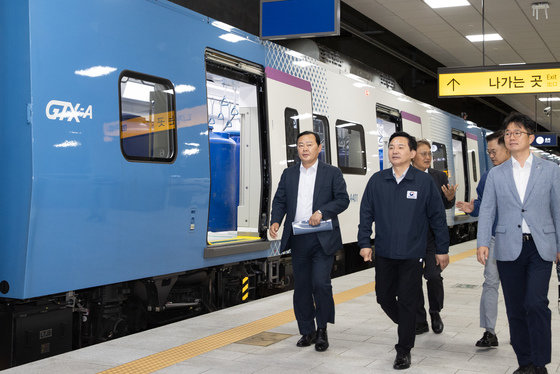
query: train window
119 71 176 162
471 150 478 182
313 114 331 164
284 108 300 167
376 104 402 170
431 142 449 175
335 120 366 175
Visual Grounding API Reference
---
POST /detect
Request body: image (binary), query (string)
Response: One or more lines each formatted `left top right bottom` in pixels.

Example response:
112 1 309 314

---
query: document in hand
292 219 333 235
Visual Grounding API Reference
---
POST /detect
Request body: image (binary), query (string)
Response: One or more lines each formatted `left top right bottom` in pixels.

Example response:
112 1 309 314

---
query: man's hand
442 184 458 201
435 254 449 270
309 210 323 226
269 222 280 239
555 252 560 263
477 246 489 265
360 247 373 262
456 199 474 213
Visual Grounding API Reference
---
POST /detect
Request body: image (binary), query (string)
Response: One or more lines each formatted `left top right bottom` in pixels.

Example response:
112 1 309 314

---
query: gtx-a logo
45 100 93 123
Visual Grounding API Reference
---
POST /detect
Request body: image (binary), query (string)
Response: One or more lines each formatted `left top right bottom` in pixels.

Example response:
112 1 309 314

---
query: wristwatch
316 210 323 216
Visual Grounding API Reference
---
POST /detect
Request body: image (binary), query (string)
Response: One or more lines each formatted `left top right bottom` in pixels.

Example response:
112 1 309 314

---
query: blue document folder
292 219 333 235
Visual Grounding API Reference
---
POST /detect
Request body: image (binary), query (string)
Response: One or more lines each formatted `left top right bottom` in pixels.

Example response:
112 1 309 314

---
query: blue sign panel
260 0 340 40
532 133 558 147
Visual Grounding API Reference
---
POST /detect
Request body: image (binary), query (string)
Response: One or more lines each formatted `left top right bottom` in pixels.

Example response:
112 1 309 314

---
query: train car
0 0 489 368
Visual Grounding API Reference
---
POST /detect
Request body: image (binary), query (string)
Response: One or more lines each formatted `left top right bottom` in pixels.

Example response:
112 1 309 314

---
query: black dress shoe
393 351 411 370
315 328 329 352
296 332 316 347
534 366 548 374
513 364 535 374
415 322 429 335
430 312 444 334
475 331 499 347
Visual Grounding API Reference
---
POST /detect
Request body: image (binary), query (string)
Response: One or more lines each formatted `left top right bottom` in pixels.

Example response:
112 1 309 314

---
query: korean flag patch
407 190 417 199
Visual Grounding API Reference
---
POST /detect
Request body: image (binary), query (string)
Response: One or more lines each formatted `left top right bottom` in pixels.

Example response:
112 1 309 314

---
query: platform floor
4 240 560 374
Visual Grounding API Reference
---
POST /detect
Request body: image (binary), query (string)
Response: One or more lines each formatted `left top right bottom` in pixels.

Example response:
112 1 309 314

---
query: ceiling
343 0 560 132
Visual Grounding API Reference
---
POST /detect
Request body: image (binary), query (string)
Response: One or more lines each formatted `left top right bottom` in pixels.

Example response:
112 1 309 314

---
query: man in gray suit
477 112 560 374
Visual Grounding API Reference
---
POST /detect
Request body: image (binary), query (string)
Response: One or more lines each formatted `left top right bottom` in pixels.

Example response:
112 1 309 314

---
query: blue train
0 0 491 368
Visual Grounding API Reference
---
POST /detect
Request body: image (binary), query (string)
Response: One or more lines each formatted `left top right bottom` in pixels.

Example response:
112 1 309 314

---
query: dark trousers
497 238 552 367
375 254 423 355
291 233 335 335
417 247 444 324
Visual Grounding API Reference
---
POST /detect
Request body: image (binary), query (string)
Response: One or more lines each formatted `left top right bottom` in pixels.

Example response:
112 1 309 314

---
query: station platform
4 240 560 374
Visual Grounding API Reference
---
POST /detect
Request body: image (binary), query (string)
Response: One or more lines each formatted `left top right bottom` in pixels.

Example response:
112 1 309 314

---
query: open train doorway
452 129 471 207
204 50 268 250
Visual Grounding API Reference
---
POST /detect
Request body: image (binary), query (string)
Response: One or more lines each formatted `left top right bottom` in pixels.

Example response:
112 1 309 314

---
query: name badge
407 191 417 199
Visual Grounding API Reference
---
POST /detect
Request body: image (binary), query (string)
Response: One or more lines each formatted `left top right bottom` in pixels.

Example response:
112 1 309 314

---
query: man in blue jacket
358 131 449 370
456 130 509 348
477 113 560 374
270 131 349 352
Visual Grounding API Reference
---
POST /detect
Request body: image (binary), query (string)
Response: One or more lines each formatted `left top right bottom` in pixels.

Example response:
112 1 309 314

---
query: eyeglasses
487 150 497 156
504 130 530 138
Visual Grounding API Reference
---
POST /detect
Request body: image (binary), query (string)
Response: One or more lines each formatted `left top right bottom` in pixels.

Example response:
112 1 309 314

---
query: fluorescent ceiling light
336 123 357 128
466 33 503 42
423 0 470 9
538 97 560 102
499 62 526 66
219 33 245 43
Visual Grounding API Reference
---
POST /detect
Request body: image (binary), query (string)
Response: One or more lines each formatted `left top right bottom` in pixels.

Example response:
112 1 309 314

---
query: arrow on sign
447 78 461 91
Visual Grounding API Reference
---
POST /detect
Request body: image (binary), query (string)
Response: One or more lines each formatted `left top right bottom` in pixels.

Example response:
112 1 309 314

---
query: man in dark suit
477 112 560 374
412 139 457 335
270 131 349 352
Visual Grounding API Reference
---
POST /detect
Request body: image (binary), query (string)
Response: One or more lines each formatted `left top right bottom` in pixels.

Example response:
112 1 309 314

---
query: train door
204 50 269 255
452 129 470 206
376 104 402 170
465 133 480 202
265 67 313 241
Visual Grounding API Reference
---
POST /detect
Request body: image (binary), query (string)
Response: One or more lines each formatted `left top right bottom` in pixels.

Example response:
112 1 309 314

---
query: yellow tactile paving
99 247 476 374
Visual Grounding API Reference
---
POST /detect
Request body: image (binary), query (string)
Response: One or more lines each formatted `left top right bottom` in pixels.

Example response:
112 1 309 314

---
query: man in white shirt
270 131 349 352
477 113 560 374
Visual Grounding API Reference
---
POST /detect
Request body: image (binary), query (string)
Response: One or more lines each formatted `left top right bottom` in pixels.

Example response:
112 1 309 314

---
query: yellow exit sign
438 63 560 97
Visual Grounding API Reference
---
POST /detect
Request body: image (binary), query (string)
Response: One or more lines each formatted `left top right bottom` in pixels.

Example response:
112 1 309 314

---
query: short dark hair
389 131 417 151
297 131 321 146
502 112 535 134
486 130 505 145
417 139 431 149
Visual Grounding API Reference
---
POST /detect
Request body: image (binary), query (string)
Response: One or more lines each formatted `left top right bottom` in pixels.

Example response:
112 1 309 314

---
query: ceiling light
423 0 470 9
466 34 503 42
499 62 526 66
538 97 560 102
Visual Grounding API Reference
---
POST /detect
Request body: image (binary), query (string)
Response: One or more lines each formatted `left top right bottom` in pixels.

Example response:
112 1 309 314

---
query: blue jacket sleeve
357 176 376 249
470 170 488 217
427 178 450 254
477 169 497 248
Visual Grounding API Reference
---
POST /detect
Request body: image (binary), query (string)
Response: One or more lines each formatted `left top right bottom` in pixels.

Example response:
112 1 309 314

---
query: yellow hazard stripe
99 247 476 374
242 284 249 293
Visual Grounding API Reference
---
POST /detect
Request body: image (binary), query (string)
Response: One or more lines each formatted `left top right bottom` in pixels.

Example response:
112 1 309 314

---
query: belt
522 233 533 242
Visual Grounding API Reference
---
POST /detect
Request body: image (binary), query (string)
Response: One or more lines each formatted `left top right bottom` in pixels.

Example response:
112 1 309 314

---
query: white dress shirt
294 160 318 222
392 166 410 184
512 153 533 234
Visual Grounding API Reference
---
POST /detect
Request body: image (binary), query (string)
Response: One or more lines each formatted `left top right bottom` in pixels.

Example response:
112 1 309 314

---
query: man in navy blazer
270 131 349 352
477 112 560 374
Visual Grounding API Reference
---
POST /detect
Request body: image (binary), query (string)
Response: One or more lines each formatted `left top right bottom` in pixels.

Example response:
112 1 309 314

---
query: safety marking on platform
99 247 476 374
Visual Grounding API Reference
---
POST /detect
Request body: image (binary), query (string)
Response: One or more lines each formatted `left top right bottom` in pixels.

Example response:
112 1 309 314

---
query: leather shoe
513 364 535 374
415 322 429 335
315 328 329 352
535 366 548 374
393 351 411 370
430 311 444 334
475 331 498 347
296 332 316 347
